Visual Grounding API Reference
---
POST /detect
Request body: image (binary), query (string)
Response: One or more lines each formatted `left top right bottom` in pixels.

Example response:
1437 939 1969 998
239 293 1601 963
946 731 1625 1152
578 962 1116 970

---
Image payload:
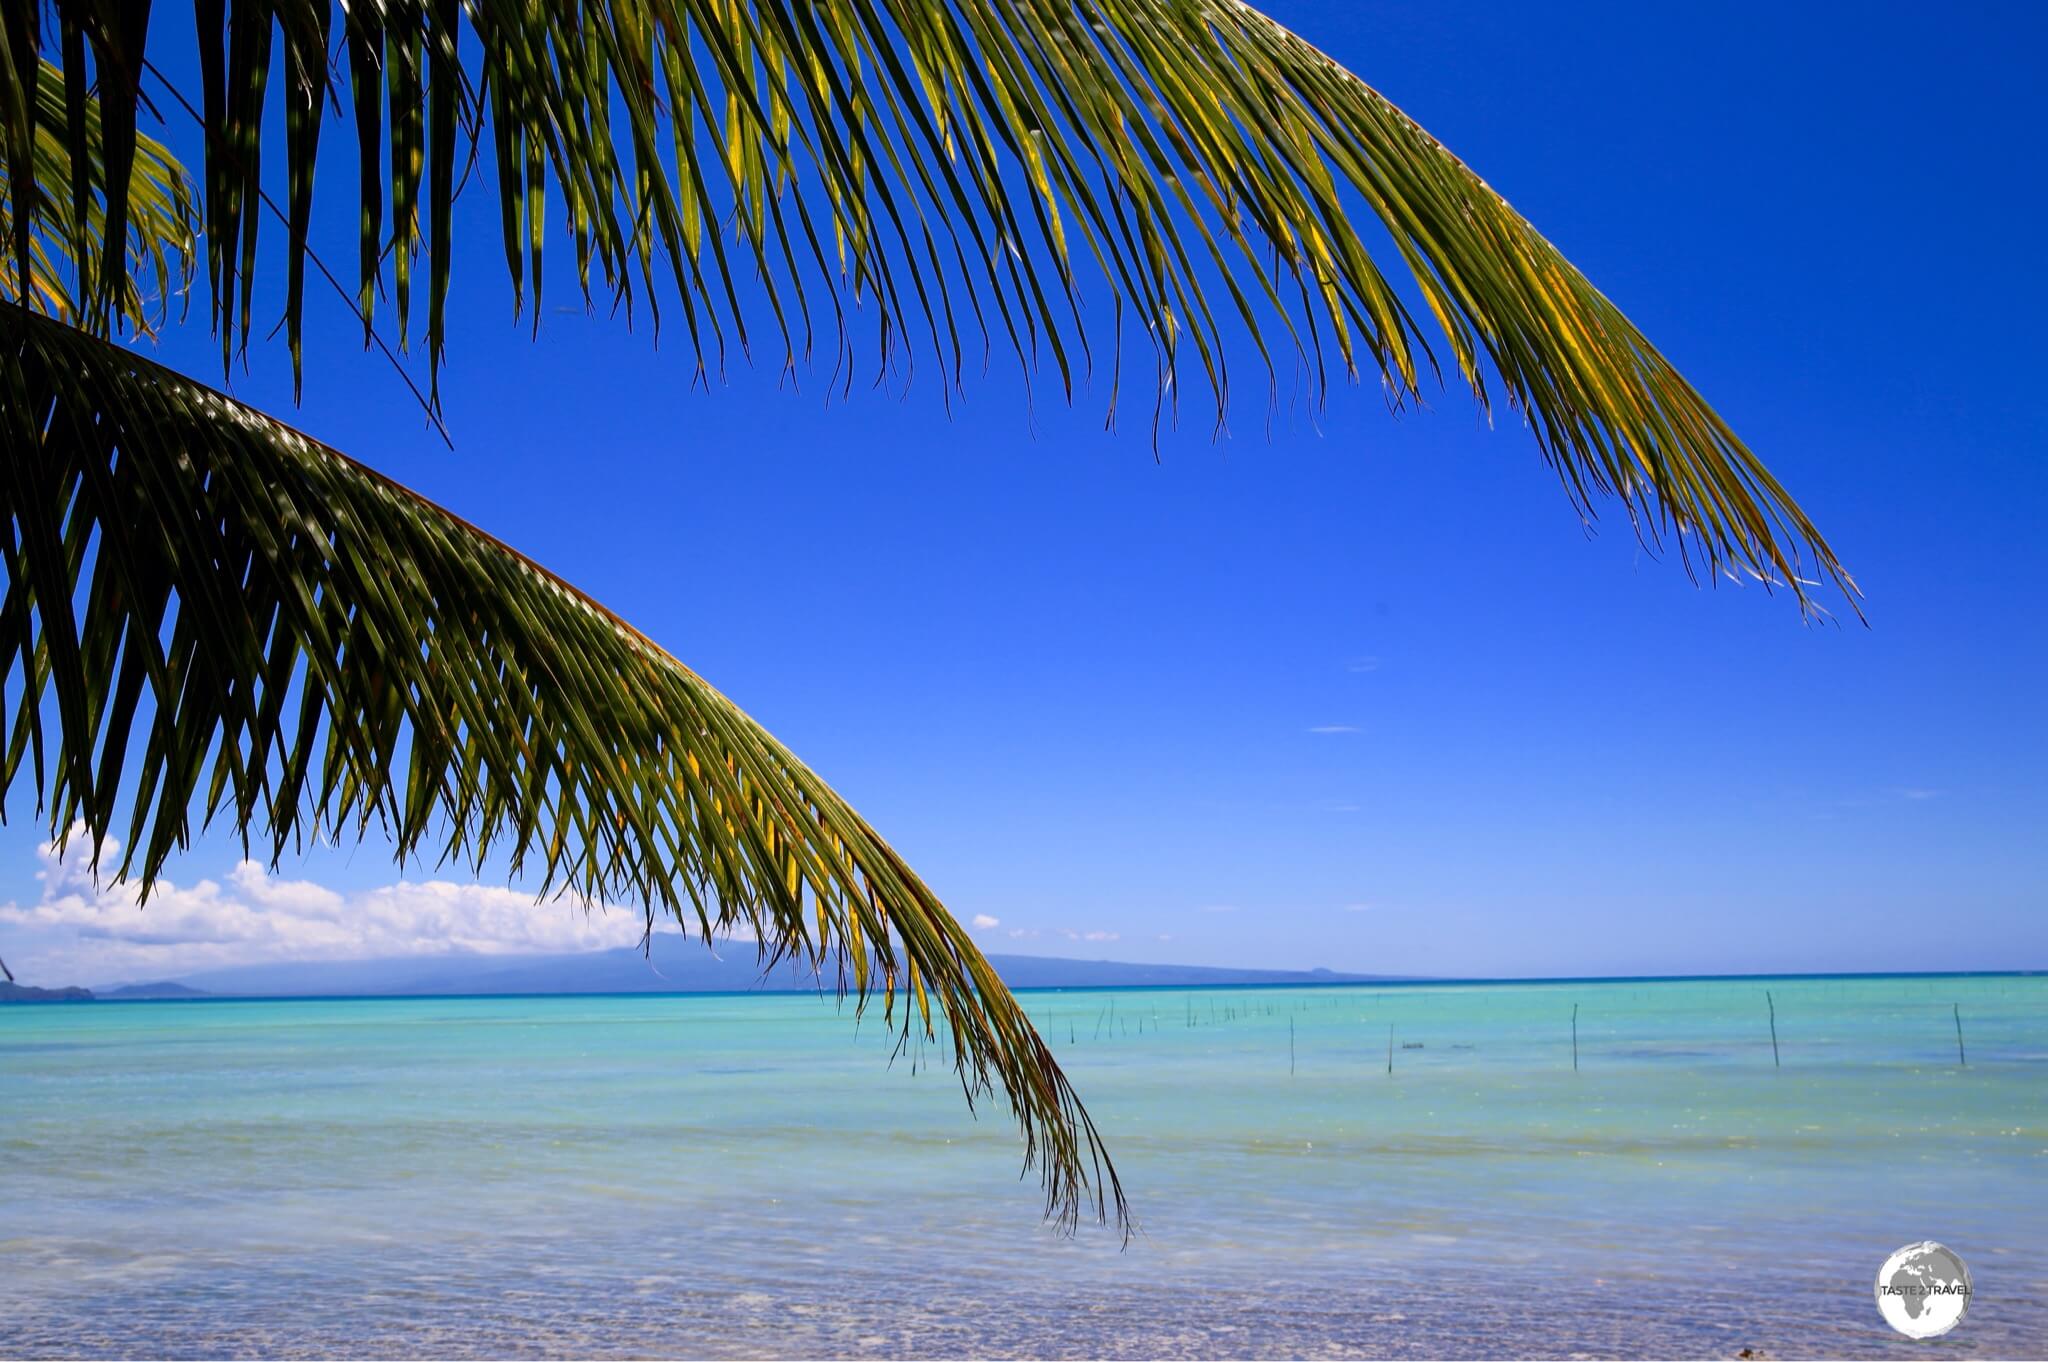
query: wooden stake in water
1289 1016 1297 1076
1386 1024 1395 1076
1953 1004 1967 1067
1766 990 1781 1068
1572 1003 1579 1072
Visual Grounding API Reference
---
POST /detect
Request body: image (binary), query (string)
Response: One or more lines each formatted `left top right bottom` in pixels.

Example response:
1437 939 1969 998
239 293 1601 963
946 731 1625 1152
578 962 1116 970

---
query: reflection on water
3 974 2046 1357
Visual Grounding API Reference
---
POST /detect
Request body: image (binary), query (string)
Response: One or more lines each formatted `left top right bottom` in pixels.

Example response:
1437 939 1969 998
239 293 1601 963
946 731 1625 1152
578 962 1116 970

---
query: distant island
1 940 1410 1002
0 980 94 1002
98 981 215 1001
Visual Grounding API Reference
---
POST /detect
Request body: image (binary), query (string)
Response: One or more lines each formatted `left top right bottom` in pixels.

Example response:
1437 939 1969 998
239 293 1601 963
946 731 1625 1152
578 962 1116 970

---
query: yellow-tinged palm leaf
0 302 1124 1235
2 0 1850 610
0 59 195 333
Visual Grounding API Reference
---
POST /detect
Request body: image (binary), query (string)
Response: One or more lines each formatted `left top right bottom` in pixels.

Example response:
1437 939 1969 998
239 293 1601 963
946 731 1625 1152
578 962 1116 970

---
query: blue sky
5 0 2045 985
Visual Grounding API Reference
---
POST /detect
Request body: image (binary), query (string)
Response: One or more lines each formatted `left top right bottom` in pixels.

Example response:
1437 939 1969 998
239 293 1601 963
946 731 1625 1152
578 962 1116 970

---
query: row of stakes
1043 992 1975 1072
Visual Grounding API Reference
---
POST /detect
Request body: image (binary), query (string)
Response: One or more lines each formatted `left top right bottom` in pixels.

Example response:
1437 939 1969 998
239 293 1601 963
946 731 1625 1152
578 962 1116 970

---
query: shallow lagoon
4 974 2044 1357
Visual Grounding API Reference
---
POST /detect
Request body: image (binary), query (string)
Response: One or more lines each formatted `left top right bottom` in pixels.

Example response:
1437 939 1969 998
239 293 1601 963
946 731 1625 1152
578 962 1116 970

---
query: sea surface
3 974 2045 1358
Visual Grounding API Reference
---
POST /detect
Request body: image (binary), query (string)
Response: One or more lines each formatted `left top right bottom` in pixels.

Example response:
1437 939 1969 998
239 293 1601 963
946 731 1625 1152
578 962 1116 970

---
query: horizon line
34 965 2047 1005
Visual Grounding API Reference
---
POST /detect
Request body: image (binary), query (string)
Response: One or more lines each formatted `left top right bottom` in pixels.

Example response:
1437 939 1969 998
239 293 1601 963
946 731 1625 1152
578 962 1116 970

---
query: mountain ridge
82 940 1406 998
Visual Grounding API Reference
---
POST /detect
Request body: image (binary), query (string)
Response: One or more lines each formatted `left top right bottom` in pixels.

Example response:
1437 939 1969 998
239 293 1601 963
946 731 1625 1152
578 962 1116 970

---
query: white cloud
1057 928 1120 943
1345 656 1381 673
970 913 1000 930
1 831 652 986
1006 927 1040 939
1307 724 1360 734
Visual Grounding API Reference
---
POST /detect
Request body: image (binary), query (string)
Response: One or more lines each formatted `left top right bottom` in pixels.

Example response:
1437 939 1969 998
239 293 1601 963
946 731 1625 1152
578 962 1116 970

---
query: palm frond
0 301 1125 1234
0 58 195 333
4 0 1850 610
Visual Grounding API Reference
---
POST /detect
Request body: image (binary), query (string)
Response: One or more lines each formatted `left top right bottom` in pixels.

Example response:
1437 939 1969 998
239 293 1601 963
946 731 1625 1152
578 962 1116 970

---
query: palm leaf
0 58 195 333
0 301 1124 1234
5 0 1850 609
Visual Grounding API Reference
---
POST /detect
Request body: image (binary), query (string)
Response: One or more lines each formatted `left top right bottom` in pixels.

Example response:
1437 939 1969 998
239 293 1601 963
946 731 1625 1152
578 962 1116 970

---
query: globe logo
1875 1241 1972 1339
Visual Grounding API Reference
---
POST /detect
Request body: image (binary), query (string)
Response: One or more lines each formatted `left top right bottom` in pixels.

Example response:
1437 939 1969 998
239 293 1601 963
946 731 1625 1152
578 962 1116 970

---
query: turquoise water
3 974 2045 1357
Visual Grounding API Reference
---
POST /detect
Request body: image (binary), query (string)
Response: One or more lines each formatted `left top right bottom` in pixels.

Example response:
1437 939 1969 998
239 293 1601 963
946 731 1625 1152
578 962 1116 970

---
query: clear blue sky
5 0 2044 982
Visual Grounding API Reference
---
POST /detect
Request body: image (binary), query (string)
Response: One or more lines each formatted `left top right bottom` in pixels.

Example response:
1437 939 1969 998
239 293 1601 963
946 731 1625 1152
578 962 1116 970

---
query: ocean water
3 974 2044 1358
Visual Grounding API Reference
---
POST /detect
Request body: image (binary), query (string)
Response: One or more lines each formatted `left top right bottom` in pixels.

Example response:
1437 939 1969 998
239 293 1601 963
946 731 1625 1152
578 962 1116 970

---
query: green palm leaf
4 0 1849 608
0 302 1122 1233
0 0 1860 1238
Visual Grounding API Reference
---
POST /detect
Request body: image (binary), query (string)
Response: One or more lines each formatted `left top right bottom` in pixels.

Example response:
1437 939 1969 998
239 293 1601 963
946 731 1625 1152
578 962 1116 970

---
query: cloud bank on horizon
0 830 1152 990
0 831 653 988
